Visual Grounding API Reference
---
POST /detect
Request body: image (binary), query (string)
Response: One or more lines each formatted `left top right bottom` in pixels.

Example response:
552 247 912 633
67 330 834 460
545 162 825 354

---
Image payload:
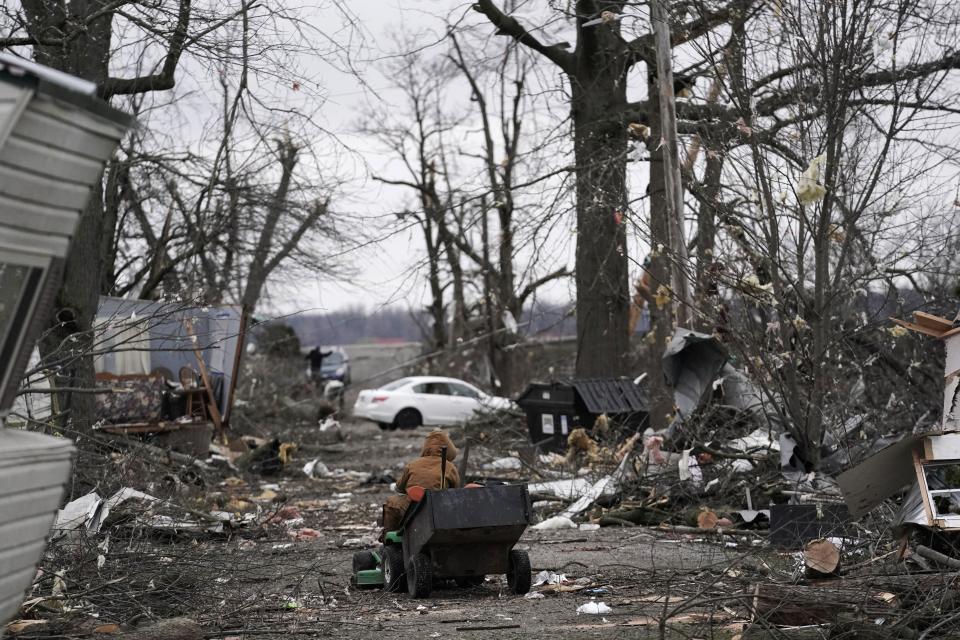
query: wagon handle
440 446 448 490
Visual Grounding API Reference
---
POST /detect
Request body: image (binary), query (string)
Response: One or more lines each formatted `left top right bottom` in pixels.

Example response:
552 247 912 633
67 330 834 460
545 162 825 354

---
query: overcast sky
275 1 545 318
263 1 659 318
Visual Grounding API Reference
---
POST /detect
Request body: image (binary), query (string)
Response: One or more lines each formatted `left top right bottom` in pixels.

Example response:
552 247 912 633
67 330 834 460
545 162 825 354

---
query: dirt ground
241 421 750 639
86 418 757 639
25 416 771 640
19 357 951 639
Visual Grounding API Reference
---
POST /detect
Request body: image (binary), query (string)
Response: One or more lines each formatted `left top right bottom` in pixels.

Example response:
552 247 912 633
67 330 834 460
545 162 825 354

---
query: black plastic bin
515 382 580 451
516 378 649 452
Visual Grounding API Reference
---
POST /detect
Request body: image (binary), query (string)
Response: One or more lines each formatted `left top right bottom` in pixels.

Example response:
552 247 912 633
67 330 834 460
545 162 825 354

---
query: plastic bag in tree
797 154 827 205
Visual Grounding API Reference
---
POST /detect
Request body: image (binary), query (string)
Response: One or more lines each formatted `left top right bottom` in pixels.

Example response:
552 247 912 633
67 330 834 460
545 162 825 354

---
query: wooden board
923 433 960 460
836 433 925 517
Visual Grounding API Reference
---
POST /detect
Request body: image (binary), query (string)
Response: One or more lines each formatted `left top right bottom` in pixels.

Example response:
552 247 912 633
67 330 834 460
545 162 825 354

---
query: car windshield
380 378 411 391
321 352 345 368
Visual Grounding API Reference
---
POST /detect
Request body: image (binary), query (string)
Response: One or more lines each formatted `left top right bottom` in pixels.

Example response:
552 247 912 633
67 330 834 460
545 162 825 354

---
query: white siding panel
0 162 92 210
947 334 960 378
0 541 45 584
0 223 71 257
13 109 118 160
0 82 26 101
0 133 104 184
924 433 960 460
0 193 76 234
0 566 36 611
0 84 31 152
31 94 129 143
0 102 23 136
946 376 960 429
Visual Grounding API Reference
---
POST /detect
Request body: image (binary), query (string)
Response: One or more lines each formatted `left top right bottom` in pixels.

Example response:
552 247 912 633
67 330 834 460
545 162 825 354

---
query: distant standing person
305 345 332 381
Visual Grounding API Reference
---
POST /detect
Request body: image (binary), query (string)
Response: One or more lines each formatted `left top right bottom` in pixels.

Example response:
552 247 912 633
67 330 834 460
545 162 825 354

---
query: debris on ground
576 601 612 615
12 315 960 639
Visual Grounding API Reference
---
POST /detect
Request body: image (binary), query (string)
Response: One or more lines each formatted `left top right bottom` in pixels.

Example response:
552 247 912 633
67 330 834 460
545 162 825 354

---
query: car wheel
376 422 393 431
382 545 406 593
394 408 422 430
407 552 433 598
506 549 531 595
352 550 377 573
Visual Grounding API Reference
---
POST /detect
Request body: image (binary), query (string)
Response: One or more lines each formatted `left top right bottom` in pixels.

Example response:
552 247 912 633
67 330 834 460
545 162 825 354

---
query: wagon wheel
407 552 433 599
382 545 406 592
507 549 531 595
352 550 377 573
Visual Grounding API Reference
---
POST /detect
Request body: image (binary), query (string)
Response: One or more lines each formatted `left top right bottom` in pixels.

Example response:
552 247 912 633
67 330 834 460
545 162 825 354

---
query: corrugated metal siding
573 378 648 414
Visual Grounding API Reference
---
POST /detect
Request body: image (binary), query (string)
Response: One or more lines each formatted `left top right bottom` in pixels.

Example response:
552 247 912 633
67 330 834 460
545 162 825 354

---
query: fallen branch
107 436 213 471
915 544 960 570
655 524 767 538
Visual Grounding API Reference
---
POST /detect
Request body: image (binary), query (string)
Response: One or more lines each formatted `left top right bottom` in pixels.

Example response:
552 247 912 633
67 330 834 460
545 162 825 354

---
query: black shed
515 378 649 452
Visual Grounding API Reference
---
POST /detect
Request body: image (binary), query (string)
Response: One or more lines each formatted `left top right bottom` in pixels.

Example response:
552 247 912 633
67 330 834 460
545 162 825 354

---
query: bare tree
2 0 357 430
367 40 573 391
677 0 960 467
470 0 736 388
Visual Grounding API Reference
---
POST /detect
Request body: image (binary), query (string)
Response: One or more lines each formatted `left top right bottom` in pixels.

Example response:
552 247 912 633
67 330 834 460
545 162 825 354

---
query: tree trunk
435 217 467 346
694 153 723 333
496 204 518 393
100 158 125 295
25 0 113 432
570 69 630 378
645 78 675 430
423 217 447 352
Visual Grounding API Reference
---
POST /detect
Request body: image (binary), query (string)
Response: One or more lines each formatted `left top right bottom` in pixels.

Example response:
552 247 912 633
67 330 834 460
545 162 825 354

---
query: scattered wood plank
455 624 521 631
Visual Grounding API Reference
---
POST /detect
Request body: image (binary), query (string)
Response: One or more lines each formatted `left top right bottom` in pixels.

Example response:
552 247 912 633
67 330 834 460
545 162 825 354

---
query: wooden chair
178 366 206 420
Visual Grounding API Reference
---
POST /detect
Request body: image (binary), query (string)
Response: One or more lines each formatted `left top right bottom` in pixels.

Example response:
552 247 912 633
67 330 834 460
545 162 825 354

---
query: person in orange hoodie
382 430 460 534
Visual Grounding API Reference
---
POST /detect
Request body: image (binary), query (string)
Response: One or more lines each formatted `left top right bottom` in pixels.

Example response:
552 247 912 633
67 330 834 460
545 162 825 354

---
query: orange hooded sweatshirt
382 430 460 532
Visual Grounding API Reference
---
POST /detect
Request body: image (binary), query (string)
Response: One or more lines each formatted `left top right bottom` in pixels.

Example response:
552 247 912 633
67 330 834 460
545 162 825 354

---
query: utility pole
651 0 693 327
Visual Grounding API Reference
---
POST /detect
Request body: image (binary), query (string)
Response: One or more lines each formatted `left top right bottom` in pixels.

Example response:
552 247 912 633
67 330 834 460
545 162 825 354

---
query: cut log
697 509 719 530
803 538 841 578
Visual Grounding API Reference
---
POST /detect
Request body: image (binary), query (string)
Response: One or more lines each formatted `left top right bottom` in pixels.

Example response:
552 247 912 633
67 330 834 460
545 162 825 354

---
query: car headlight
336 366 345 376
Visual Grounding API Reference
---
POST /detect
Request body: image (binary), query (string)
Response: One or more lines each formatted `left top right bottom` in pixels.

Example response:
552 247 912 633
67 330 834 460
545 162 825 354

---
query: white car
353 376 514 430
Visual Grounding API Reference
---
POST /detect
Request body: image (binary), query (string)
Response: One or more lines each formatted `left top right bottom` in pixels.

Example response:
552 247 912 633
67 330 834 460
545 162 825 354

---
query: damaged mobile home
839 311 960 532
0 54 133 628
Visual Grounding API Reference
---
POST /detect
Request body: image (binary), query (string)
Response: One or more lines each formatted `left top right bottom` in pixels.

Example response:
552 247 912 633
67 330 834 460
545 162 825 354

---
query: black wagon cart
353 483 533 598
